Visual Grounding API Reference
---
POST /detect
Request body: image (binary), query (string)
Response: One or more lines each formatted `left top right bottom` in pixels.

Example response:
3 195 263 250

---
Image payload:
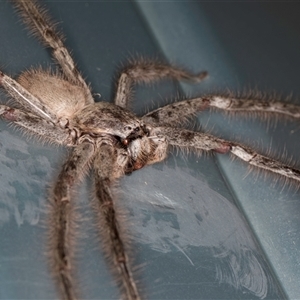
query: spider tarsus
49 198 77 300
58 265 76 300
61 277 75 300
230 144 300 183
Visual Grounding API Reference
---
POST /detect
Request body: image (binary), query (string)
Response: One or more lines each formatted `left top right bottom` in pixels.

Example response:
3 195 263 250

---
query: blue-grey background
0 1 300 299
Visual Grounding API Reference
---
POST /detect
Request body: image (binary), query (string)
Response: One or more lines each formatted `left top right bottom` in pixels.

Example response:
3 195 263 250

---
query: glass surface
0 1 300 299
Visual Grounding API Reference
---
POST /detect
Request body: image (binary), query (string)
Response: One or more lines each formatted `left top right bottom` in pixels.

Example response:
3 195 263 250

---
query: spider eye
122 138 129 146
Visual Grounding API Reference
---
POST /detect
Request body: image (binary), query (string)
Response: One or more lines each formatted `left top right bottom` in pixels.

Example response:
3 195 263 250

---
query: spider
1 1 300 300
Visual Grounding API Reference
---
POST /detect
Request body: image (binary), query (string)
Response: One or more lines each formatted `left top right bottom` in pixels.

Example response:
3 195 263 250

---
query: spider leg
0 71 57 121
208 95 300 117
114 60 207 108
0 104 73 145
158 127 232 154
93 144 141 300
230 144 300 182
158 127 300 183
49 141 95 300
143 95 300 126
13 0 94 104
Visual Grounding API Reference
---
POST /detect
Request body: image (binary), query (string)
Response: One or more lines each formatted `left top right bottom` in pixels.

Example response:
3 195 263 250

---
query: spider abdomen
17 69 90 119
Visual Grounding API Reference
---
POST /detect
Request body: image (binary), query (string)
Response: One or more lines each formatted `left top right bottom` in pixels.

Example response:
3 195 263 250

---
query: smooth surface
0 1 300 299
